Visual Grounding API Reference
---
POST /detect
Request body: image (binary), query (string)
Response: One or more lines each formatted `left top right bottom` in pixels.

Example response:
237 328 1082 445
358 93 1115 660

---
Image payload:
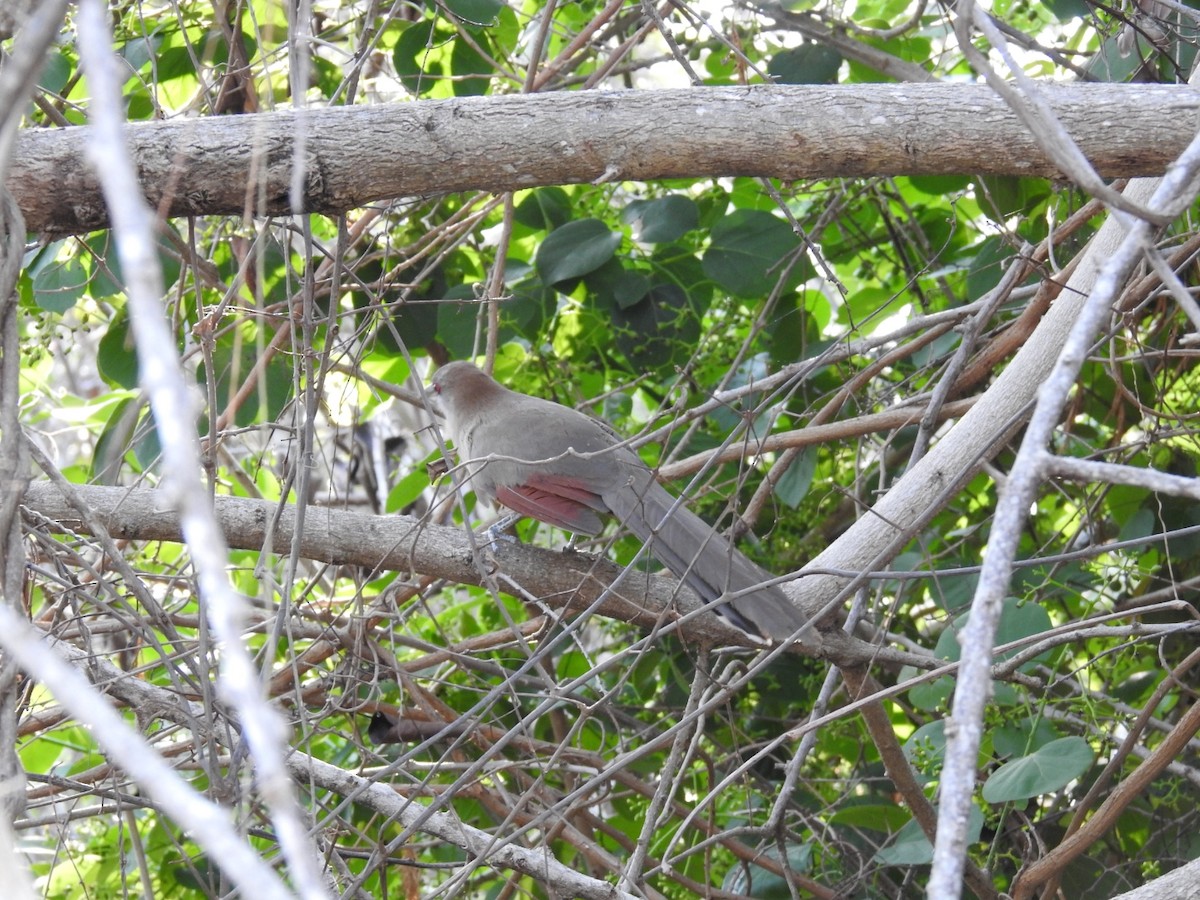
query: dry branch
11 83 1200 235
34 632 643 900
20 480 927 668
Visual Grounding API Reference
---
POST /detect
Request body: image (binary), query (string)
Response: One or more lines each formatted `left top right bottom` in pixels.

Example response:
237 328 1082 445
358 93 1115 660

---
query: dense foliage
5 0 1200 898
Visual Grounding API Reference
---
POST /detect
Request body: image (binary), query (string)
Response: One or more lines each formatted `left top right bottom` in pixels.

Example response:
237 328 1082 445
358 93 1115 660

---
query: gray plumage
430 361 806 641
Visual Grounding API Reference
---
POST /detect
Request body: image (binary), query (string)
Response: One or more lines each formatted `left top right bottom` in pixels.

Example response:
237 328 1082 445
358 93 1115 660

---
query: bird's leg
482 513 522 547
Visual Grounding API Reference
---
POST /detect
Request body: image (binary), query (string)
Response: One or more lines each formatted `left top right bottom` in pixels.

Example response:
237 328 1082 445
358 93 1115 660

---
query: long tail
602 469 807 641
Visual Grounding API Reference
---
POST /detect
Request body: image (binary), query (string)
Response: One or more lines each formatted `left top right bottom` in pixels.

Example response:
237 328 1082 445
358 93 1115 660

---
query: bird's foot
482 513 522 547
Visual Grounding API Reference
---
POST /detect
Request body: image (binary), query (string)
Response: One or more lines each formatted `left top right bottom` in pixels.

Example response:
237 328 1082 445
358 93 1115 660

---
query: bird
429 361 808 642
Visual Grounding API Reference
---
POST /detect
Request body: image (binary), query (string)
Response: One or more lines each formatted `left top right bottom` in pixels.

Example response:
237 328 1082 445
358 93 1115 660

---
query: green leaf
906 673 953 711
449 31 493 96
929 572 979 614
994 717 1062 759
722 843 813 895
841 285 898 331
983 737 1094 803
1046 0 1091 20
36 50 73 96
436 285 483 358
902 719 947 765
393 21 443 96
87 228 183 294
623 196 700 244
585 258 649 310
515 187 573 232
132 410 162 473
932 597 1053 670
442 0 503 26
702 210 801 298
773 449 816 508
907 174 972 196
92 396 143 484
98 310 139 389
828 804 912 832
387 468 431 514
501 277 554 340
649 245 715 313
975 176 1051 223
767 291 820 368
197 329 293 428
154 45 204 83
535 219 621 286
33 254 88 313
965 235 1009 301
1112 670 1159 705
19 729 67 773
610 283 699 370
706 353 774 437
768 44 843 84
875 805 984 865
119 35 161 74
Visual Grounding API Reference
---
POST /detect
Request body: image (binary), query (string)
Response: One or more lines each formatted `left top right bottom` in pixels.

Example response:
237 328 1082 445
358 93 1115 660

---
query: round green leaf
975 176 1051 223
622 196 700 244
535 219 621 286
902 719 948 765
119 35 161 74
515 187 572 232
649 244 715 313
33 253 88 313
443 0 503 26
387 468 431 514
768 44 843 84
584 258 648 310
827 804 912 832
89 229 183 295
702 209 801 298
983 737 1094 803
907 174 972 196
965 235 1008 302
906 672 953 712
393 21 443 96
875 805 984 866
131 410 162 473
154 45 204 83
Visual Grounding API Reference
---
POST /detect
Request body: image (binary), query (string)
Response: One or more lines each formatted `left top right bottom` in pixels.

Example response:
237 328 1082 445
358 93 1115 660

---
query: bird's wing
494 473 608 535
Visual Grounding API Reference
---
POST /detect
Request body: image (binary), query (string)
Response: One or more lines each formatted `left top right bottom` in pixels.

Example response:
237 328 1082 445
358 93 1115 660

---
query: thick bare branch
11 83 1200 235
19 480 926 669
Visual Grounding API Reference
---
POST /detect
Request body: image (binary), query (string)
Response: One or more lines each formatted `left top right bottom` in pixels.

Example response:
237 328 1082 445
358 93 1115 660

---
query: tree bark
11 83 1199 236
18 480 922 667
